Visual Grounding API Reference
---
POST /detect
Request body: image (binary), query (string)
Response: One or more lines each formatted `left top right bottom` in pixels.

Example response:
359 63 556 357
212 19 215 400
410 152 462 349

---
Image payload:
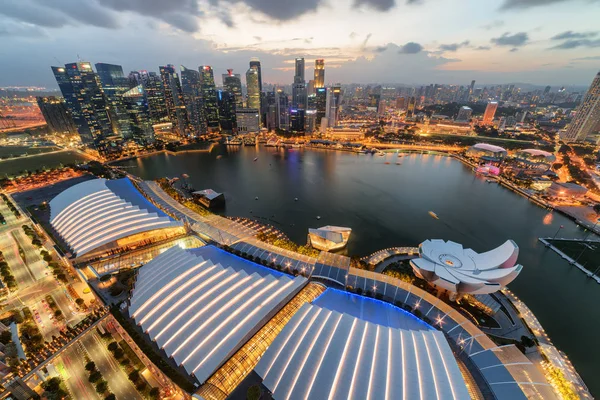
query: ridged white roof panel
49 178 182 256
256 290 470 400
129 245 307 384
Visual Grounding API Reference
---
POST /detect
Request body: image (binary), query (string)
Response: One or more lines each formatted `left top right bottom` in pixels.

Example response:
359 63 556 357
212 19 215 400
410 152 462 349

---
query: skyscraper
314 59 325 89
276 90 290 131
246 67 261 112
52 62 118 156
222 69 243 108
180 65 203 136
406 96 416 118
121 85 154 143
159 65 190 137
95 63 132 139
325 86 341 128
456 106 473 123
199 66 220 131
292 58 307 111
564 71 600 142
217 90 236 133
129 70 169 126
36 96 77 135
315 87 327 127
249 58 262 94
482 101 498 125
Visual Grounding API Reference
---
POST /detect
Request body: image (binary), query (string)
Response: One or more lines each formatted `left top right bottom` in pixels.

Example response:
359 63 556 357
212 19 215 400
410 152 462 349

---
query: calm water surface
116 145 600 395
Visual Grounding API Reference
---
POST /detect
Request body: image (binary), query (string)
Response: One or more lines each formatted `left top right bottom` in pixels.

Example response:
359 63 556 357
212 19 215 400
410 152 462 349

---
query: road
57 342 100 400
82 331 143 400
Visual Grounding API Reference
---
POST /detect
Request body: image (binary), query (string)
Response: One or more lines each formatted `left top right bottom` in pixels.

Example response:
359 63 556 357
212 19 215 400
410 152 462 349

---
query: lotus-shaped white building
308 226 351 251
410 239 522 294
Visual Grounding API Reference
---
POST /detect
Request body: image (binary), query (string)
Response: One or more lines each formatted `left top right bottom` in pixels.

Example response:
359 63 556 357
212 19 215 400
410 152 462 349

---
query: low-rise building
466 143 508 161
546 182 588 199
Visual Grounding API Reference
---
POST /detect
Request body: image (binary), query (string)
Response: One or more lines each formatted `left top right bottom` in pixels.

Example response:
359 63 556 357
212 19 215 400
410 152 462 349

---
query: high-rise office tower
95 63 132 140
292 58 307 111
249 58 262 94
564 71 600 142
276 90 290 130
482 101 498 125
129 70 169 125
159 65 190 137
52 62 118 155
246 67 261 113
36 96 77 135
199 66 220 131
121 85 154 143
222 69 243 108
396 97 406 110
544 85 551 94
265 91 278 131
180 65 203 136
217 90 237 134
315 88 327 127
325 86 341 128
456 106 473 123
406 96 416 118
314 59 325 89
290 108 305 133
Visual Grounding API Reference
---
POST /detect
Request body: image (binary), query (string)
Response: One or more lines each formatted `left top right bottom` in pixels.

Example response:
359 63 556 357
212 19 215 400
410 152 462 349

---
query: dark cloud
500 0 595 9
97 0 201 31
491 32 529 46
0 1 71 28
220 0 322 21
398 42 423 54
551 30 598 40
439 40 470 52
354 0 396 11
550 39 600 49
475 45 491 50
38 0 119 29
374 45 389 53
509 47 519 52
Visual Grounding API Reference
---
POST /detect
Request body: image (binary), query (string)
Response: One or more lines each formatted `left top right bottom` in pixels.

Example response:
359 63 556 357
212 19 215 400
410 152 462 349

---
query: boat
294 198 299 201
253 157 258 161
292 143 302 148
316 216 321 220
385 162 391 165
255 196 259 200
244 138 256 146
396 162 402 165
377 152 385 156
216 155 223 159
429 211 439 219
226 138 242 145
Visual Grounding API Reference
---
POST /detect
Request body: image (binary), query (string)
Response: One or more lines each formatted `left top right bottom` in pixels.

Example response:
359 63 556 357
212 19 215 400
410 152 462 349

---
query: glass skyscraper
180 65 204 136
222 69 243 108
159 65 190 137
95 63 133 140
314 59 325 89
36 96 77 135
199 66 220 131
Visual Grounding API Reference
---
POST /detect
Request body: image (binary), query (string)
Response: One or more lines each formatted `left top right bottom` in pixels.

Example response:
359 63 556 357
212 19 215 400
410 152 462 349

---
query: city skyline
1 0 599 88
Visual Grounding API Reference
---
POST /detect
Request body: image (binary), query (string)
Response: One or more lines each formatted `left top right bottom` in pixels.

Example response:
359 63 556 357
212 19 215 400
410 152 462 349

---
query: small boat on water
396 162 402 165
377 152 385 156
253 157 258 161
429 211 439 219
385 162 391 165
294 198 299 201
316 216 321 220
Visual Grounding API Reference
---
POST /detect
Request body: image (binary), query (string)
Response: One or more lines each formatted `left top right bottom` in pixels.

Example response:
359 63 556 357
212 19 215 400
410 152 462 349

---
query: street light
552 225 564 240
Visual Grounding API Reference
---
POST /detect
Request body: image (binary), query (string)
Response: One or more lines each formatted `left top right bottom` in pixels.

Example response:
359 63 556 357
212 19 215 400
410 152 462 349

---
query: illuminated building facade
456 106 472 122
316 87 327 127
180 65 203 136
222 69 243 108
36 96 77 135
52 62 120 156
199 66 220 131
308 226 351 251
482 101 498 125
246 67 261 113
314 59 325 88
217 90 237 134
564 71 600 142
159 65 190 137
95 63 132 139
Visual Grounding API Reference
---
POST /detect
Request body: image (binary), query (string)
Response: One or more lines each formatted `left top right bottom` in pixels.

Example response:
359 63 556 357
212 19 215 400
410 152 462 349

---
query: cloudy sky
1 0 599 88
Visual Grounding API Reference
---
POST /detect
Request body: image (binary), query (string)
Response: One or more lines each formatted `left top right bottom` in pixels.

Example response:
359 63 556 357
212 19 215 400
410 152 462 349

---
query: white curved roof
49 178 182 256
255 289 469 400
410 239 522 294
517 149 557 162
129 245 306 383
472 143 507 153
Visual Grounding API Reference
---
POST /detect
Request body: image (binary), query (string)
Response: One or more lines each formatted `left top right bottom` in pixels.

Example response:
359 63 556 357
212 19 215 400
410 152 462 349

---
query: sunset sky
1 0 599 88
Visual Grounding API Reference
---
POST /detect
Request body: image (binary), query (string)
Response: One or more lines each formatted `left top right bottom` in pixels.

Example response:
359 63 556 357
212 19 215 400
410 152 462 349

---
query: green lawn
548 239 600 273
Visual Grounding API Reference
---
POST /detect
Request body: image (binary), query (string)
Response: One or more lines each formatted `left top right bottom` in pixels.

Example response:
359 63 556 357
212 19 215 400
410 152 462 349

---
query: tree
85 361 96 372
96 380 108 394
54 310 62 318
107 341 118 352
105 394 116 400
0 330 12 345
149 387 160 400
89 370 102 383
76 298 85 307
247 385 261 400
128 370 140 383
552 163 563 170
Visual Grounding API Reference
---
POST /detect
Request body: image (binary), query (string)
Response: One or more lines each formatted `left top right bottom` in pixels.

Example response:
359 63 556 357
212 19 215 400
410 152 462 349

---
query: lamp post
552 225 564 240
